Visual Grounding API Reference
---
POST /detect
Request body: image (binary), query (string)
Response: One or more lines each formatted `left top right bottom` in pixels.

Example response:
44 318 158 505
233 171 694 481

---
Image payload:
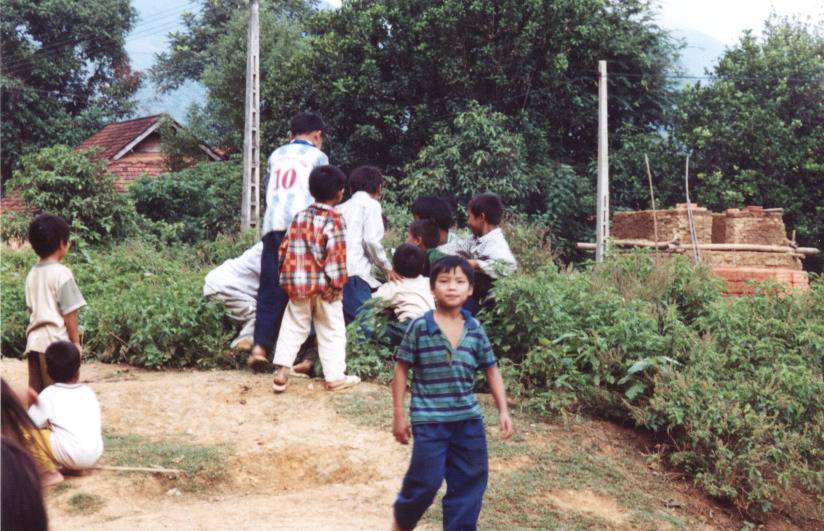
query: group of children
207 111 517 528
3 213 103 494
8 110 519 530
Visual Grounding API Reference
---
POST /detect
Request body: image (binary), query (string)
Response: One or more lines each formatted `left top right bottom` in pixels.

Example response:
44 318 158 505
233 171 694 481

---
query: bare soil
0 359 805 530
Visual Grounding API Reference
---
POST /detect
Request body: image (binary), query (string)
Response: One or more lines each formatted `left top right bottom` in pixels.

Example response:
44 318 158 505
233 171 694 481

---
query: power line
1 2 199 76
0 0 198 73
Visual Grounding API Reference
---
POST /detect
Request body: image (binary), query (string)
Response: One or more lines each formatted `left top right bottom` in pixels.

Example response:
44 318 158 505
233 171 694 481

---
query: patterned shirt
262 140 329 235
279 203 348 300
395 310 497 425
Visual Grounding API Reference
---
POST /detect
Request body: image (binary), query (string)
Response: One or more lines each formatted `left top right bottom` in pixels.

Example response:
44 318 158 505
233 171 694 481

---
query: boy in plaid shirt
272 165 361 393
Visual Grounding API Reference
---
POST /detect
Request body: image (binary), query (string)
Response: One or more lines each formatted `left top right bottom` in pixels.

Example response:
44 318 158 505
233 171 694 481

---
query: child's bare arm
64 309 81 349
486 365 513 439
392 361 412 444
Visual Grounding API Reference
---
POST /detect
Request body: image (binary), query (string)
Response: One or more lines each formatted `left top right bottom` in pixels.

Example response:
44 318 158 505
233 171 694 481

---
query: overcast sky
653 0 823 44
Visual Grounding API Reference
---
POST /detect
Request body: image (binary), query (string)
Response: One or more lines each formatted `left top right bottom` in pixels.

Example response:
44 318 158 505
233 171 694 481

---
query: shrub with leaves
6 145 136 245
130 159 242 243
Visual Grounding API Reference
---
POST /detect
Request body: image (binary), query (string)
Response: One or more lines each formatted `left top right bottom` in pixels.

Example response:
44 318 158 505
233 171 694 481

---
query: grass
103 432 228 491
67 493 104 515
333 390 712 530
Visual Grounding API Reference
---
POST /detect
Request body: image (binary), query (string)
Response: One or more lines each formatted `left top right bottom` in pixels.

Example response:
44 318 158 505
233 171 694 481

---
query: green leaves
7 145 136 247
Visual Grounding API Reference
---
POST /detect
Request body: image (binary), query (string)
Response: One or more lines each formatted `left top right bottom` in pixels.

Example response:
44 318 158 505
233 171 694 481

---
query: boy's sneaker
247 345 270 373
325 375 361 392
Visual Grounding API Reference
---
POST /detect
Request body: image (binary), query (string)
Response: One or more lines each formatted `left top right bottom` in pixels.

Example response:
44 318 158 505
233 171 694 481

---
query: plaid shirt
279 203 348 299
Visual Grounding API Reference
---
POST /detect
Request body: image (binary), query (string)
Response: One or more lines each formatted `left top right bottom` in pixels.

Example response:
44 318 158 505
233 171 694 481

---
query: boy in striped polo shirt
391 256 513 531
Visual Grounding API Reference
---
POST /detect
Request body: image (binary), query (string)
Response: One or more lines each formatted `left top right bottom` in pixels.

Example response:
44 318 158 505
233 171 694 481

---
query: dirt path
2 359 425 530
3 359 797 530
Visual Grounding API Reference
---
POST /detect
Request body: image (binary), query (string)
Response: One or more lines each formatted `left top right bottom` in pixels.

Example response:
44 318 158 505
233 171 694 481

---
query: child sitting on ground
25 214 86 393
451 193 517 314
391 256 512 531
2 378 59 486
372 243 435 344
271 165 361 393
406 219 445 274
27 341 104 482
338 165 399 323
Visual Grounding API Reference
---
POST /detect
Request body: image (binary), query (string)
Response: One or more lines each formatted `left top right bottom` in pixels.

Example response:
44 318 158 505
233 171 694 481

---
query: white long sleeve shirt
203 242 262 303
337 191 392 288
443 227 517 278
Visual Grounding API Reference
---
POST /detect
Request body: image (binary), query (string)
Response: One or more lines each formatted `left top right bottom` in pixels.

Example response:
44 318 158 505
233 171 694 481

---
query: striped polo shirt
395 310 497 425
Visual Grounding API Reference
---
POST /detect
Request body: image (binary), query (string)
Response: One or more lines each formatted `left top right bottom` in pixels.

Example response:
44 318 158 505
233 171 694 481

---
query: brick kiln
587 204 819 295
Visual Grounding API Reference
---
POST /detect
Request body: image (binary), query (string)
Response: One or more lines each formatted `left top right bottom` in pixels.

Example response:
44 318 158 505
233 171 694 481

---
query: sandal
325 375 361 392
272 367 289 393
247 346 270 373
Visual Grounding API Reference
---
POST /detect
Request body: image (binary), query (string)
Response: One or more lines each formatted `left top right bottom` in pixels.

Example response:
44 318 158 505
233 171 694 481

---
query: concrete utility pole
241 0 260 231
595 60 610 263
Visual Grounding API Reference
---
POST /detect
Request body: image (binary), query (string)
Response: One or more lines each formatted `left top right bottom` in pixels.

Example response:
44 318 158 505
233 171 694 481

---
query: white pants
273 296 347 382
207 293 256 347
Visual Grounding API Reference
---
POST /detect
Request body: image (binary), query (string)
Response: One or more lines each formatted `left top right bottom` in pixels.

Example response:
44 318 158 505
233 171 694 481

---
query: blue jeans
253 231 289 351
342 275 373 324
394 418 489 531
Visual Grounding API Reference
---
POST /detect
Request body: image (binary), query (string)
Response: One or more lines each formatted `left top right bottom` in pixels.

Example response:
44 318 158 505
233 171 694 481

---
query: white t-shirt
25 262 86 353
262 140 329 234
203 242 262 303
338 191 392 288
28 383 103 469
372 276 435 322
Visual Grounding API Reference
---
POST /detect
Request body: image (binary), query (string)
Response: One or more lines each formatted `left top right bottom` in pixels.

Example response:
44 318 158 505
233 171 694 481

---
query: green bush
130 159 242 243
6 145 136 246
486 252 823 517
0 211 31 243
0 242 235 368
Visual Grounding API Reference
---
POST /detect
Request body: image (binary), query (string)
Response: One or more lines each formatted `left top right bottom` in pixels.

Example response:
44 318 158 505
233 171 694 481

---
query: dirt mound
543 489 631 526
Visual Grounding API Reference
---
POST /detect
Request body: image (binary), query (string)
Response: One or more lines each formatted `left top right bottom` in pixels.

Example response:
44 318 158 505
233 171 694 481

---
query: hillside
3 358 802 530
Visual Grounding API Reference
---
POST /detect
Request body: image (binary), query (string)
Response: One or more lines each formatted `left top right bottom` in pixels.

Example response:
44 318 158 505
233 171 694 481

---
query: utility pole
595 60 609 263
241 0 260 231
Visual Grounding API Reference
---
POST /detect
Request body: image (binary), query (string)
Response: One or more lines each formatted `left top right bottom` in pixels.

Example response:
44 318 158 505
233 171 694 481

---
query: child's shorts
27 351 52 393
24 428 58 473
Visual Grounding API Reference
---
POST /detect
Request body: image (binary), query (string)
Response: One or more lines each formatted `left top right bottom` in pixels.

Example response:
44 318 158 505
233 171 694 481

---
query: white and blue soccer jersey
261 140 329 235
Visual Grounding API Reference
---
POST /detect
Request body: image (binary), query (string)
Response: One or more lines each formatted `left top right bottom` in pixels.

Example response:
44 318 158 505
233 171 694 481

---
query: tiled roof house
1 114 224 213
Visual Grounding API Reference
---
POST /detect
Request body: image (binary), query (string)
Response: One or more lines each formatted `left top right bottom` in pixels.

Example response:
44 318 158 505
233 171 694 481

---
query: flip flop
247 351 270 373
325 375 361 392
272 380 288 393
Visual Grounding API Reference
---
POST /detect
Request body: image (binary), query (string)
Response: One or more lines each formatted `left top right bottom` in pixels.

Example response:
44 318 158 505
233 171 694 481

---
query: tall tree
268 0 680 173
149 0 312 151
0 0 141 181
675 17 824 269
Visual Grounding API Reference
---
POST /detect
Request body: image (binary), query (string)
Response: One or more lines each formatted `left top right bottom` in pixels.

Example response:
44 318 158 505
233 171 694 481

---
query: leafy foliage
483 252 823 517
6 145 135 246
0 242 234 368
130 159 242 243
675 17 824 271
0 0 140 180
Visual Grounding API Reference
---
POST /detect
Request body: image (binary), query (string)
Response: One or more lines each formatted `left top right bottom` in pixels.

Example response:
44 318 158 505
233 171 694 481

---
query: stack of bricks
612 204 810 295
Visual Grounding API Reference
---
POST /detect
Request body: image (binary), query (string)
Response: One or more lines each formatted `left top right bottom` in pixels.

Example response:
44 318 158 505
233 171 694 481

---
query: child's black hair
290 112 325 135
44 341 80 384
468 192 504 225
28 214 70 258
309 165 346 202
411 195 454 232
348 165 384 194
408 219 440 249
1 438 48 531
428 256 475 289
392 243 426 279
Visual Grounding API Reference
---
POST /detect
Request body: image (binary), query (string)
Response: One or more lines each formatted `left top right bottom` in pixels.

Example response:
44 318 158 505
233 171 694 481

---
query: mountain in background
672 29 728 79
